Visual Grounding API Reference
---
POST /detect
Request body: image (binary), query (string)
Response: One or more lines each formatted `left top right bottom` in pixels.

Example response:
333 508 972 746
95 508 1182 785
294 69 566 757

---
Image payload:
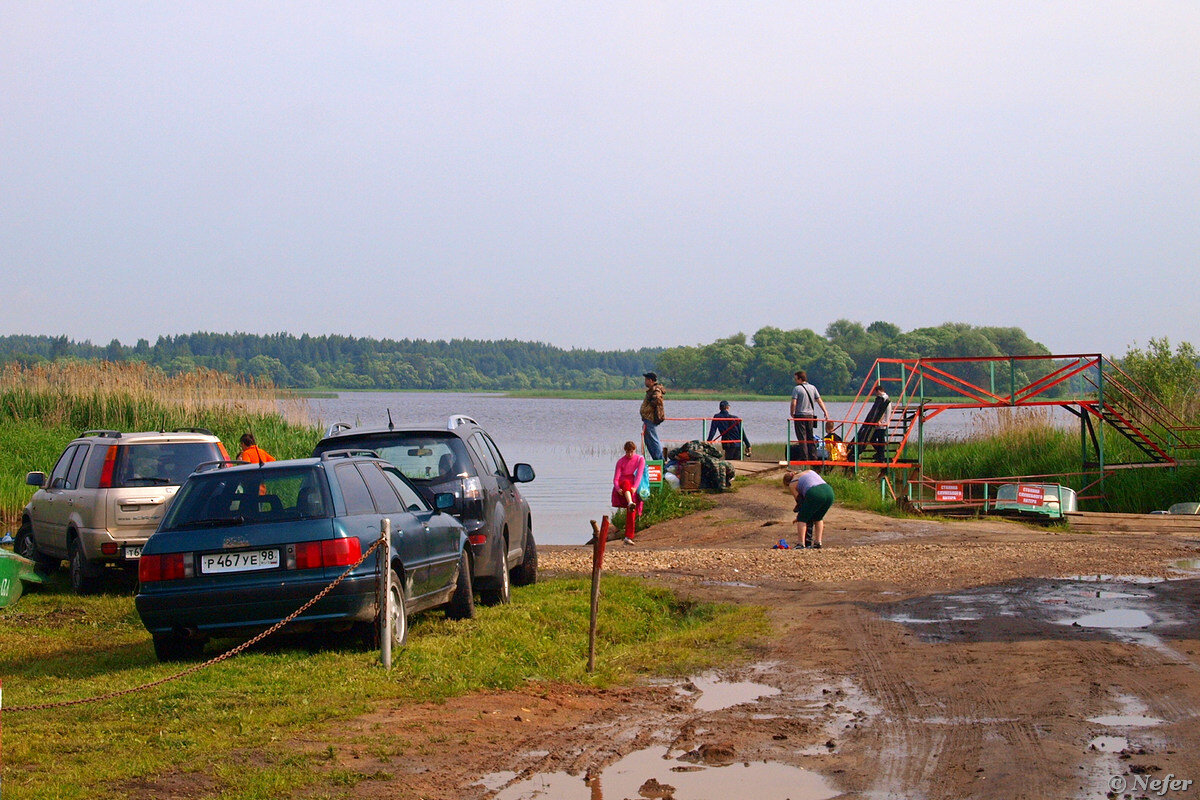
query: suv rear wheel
15 518 59 570
511 527 537 587
68 538 102 595
479 535 511 606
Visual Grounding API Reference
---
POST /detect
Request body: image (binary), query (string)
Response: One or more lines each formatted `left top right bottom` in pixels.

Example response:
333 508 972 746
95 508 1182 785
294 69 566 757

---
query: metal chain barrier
2 535 385 714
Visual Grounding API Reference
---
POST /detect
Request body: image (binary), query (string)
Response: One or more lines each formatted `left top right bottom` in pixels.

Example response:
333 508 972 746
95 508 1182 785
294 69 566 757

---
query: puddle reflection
488 746 837 800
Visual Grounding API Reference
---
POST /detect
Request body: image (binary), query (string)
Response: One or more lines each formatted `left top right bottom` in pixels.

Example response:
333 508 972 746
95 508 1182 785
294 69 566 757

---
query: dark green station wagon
135 451 473 661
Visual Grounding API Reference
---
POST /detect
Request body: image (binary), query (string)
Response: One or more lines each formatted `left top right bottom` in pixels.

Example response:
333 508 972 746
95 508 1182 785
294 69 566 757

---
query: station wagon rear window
161 466 331 530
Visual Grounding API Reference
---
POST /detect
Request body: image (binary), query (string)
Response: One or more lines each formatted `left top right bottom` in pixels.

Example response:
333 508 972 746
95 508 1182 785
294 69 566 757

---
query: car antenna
387 409 394 431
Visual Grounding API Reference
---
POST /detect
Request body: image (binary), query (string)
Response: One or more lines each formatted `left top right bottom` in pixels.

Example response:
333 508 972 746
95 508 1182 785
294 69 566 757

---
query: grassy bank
921 420 1200 513
612 484 719 533
1 575 767 799
0 362 321 529
750 415 1200 514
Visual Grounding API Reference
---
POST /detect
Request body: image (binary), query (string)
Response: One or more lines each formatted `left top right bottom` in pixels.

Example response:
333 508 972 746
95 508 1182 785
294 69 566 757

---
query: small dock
728 459 787 478
1066 511 1200 537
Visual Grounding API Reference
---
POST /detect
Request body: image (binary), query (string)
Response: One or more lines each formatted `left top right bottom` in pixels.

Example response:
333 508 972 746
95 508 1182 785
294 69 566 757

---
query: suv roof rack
195 459 249 473
171 427 215 436
323 422 355 438
319 448 380 461
447 415 478 430
82 429 123 439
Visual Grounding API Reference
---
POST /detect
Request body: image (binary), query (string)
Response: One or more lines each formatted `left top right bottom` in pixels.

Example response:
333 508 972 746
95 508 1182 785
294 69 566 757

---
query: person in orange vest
238 433 275 464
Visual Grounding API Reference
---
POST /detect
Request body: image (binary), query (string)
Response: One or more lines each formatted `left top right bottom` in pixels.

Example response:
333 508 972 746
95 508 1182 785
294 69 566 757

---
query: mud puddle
480 666 876 799
488 746 837 800
874 574 1197 649
682 672 781 712
1088 694 1165 729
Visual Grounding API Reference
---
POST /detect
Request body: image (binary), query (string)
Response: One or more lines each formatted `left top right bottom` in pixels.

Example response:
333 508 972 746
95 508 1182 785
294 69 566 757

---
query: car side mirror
512 463 535 483
26 471 46 488
433 492 455 513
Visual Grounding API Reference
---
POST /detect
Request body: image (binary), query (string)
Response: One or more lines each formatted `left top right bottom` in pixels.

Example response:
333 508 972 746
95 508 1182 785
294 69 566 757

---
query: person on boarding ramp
707 400 751 461
790 371 828 463
640 372 666 461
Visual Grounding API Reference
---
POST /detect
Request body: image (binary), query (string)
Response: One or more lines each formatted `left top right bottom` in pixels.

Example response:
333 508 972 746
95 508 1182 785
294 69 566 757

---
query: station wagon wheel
446 550 475 620
388 570 409 649
152 633 204 662
68 538 101 595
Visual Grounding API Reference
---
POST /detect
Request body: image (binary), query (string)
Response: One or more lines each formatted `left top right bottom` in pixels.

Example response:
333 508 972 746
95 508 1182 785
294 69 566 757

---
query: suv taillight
98 445 118 489
291 538 362 570
139 553 189 582
462 475 483 501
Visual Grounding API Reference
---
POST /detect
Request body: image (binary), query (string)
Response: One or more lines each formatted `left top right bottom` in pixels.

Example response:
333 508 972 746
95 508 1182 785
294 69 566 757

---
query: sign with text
1016 484 1046 506
935 483 964 502
646 460 664 486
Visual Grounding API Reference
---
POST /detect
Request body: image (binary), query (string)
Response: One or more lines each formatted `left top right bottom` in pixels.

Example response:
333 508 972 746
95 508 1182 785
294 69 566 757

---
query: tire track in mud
842 607 944 799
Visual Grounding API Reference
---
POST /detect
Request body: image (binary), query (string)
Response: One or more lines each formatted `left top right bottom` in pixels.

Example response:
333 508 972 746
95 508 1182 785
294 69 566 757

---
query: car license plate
200 549 280 574
124 546 142 560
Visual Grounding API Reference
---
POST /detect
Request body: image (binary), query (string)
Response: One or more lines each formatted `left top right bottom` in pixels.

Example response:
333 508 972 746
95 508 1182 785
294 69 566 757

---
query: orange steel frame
814 354 1199 510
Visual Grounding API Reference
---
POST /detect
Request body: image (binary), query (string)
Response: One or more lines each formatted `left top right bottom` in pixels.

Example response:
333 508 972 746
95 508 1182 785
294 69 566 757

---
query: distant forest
0 321 1051 395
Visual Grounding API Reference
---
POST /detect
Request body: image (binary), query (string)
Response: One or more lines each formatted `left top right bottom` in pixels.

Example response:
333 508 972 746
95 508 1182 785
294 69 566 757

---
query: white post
380 519 392 670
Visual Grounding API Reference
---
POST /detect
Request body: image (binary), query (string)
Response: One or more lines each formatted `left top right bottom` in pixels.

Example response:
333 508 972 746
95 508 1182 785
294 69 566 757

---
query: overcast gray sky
2 2 1197 356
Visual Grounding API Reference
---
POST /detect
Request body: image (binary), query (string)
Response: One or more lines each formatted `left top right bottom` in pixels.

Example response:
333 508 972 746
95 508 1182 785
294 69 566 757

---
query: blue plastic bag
638 461 651 499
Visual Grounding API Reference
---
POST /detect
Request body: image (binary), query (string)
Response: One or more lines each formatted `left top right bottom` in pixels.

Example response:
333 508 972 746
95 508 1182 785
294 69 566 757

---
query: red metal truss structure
830 354 1200 509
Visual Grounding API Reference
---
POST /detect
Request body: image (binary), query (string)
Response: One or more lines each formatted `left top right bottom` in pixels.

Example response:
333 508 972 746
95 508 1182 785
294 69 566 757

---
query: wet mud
166 479 1200 800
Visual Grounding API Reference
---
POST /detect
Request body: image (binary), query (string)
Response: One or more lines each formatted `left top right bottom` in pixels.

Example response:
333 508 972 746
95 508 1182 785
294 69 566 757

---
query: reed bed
923 416 1200 513
0 362 321 531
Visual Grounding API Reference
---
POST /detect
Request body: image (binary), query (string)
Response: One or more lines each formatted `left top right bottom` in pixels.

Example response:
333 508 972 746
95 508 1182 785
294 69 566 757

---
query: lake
303 392 998 545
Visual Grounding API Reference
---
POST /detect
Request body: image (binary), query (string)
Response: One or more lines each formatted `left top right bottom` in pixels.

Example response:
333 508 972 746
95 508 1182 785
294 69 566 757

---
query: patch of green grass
613 484 719 532
0 576 766 799
921 427 1200 513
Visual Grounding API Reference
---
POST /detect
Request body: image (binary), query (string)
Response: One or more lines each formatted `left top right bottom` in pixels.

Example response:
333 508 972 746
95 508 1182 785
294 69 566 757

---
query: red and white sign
935 483 964 502
1016 484 1045 506
646 461 663 485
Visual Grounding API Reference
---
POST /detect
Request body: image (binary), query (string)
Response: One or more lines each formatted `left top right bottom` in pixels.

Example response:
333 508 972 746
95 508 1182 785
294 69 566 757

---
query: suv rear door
466 431 523 565
479 432 527 565
34 443 88 557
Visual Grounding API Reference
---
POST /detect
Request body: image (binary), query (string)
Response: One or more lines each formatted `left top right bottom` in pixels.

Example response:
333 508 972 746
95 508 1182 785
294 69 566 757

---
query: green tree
1121 338 1200 416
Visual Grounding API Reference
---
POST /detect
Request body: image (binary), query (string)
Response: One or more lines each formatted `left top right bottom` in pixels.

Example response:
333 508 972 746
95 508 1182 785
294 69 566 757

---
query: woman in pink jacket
612 441 646 545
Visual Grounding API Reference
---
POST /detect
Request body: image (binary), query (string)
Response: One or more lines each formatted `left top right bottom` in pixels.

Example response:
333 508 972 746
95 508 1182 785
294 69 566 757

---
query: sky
2 2 1197 356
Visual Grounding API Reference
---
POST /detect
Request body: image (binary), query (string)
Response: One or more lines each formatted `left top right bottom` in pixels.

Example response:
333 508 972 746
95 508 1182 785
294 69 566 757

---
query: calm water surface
305 392 998 545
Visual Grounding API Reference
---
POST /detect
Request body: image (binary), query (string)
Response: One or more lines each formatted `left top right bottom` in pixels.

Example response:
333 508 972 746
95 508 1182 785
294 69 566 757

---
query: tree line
0 321 1072 395
0 333 662 391
657 321 1053 395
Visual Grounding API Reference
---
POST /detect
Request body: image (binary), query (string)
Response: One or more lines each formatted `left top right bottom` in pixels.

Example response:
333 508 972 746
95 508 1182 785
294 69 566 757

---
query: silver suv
16 429 229 593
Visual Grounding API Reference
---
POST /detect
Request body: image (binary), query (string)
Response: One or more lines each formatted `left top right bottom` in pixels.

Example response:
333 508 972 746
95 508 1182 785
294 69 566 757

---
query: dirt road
312 477 1200 799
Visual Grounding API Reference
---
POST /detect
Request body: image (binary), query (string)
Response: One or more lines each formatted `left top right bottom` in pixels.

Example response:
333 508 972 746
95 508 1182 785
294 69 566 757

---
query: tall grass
922 409 1200 513
0 361 321 530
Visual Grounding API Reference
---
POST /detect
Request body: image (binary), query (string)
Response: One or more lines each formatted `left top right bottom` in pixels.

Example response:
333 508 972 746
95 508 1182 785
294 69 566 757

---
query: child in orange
238 433 275 464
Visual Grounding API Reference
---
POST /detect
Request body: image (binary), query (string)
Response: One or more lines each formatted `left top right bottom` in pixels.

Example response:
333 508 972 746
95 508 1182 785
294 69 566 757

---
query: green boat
0 548 45 608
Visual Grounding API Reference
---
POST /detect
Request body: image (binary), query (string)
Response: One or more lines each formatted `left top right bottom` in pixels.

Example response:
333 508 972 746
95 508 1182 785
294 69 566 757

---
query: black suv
312 415 535 604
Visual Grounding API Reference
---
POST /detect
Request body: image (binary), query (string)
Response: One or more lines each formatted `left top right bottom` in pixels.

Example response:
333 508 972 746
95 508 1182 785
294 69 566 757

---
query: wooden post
380 518 392 671
587 517 610 673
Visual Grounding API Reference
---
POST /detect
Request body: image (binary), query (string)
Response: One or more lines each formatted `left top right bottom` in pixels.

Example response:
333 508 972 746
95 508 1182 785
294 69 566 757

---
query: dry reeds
0 361 311 428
